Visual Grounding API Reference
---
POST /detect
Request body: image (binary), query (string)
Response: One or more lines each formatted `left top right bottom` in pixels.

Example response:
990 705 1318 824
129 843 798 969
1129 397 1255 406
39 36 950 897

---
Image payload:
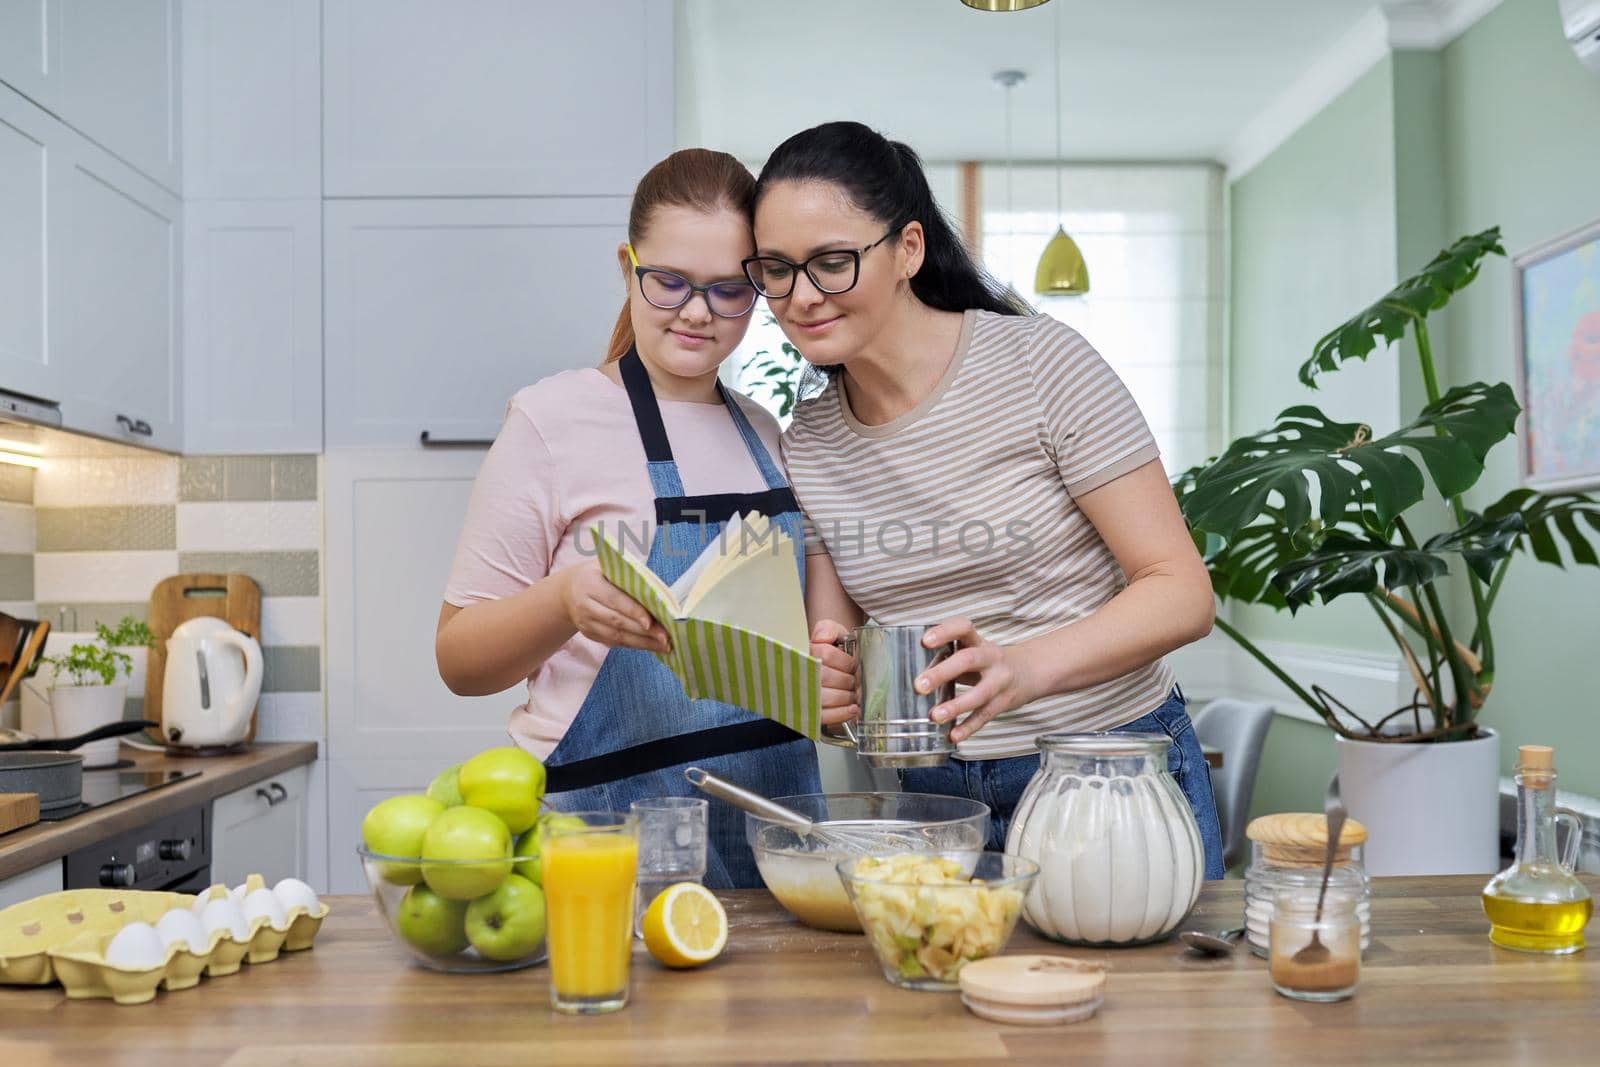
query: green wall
1438 0 1600 793
1228 56 1399 657
1228 0 1600 817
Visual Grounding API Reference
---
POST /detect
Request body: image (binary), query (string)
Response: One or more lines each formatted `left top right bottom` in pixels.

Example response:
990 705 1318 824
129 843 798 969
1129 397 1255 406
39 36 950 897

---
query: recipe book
593 513 823 740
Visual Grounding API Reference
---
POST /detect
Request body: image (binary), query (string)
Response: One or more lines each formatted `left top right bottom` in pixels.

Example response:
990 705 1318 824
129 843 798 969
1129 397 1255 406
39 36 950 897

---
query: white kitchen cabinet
210 763 310 888
54 133 183 452
181 0 321 200
0 84 64 402
0 0 59 108
323 197 627 447
0 1 180 196
323 450 526 892
322 0 672 198
183 199 322 453
57 0 182 195
0 862 63 910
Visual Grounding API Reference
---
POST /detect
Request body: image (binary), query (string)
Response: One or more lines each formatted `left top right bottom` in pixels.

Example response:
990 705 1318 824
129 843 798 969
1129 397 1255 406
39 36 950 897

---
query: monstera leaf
1483 488 1600 568
1271 512 1525 609
1180 381 1519 542
1299 228 1506 387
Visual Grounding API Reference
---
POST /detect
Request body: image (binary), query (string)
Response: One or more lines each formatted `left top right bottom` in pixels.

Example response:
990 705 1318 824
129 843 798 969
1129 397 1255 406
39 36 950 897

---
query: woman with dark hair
749 121 1224 877
436 149 821 887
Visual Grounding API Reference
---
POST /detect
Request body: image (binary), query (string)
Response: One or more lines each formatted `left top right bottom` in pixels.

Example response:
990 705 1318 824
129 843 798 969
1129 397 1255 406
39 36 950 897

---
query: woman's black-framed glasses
741 229 899 299
627 245 759 318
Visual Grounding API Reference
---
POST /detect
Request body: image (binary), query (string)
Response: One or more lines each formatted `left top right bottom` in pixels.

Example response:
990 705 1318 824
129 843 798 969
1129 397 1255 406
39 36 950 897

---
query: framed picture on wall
1512 218 1600 490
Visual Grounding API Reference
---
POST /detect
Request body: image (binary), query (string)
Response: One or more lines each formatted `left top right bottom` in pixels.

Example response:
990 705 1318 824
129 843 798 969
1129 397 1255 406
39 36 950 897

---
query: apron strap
544 718 802 794
619 348 675 463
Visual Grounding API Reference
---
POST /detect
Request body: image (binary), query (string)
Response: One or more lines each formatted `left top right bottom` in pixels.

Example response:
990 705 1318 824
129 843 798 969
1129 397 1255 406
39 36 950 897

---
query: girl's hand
809 619 859 727
914 617 1037 744
559 562 671 653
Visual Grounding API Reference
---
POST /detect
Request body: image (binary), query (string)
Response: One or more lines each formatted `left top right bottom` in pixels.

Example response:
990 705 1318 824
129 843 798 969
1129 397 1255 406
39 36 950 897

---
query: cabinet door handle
419 430 493 449
116 414 154 436
269 782 289 801
256 787 282 807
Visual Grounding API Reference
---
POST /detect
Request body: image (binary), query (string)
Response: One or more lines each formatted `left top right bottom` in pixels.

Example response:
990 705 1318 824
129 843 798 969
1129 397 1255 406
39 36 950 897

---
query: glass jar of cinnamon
1269 890 1361 1002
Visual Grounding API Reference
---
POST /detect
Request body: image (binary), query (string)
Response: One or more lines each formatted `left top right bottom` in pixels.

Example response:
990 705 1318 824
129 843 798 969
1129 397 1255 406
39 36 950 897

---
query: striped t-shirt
781 309 1175 760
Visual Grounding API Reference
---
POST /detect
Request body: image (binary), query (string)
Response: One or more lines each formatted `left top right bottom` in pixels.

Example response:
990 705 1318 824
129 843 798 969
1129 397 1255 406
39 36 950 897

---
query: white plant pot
1336 728 1500 876
35 681 129 769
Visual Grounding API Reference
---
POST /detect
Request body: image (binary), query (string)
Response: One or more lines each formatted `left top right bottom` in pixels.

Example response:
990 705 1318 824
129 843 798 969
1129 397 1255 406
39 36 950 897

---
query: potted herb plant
1175 228 1600 875
23 617 154 767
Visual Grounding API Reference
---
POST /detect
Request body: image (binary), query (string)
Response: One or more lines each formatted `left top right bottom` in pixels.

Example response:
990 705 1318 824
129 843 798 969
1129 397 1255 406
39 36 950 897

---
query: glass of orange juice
543 811 639 1014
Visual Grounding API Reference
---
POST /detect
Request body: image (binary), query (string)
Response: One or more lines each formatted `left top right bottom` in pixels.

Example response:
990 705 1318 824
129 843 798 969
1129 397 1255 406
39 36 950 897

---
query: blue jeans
899 687 1226 880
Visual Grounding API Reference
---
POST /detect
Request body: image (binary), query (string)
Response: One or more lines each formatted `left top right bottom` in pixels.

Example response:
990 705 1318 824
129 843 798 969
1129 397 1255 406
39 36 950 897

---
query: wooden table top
1 875 1595 1066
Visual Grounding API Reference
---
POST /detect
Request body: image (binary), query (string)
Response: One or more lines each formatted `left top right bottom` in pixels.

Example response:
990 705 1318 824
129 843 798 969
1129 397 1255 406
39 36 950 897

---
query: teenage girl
437 149 822 888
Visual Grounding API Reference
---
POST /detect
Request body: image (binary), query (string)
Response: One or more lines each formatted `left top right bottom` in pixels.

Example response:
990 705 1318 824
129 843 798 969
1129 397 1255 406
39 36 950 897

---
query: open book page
592 520 822 739
680 516 809 653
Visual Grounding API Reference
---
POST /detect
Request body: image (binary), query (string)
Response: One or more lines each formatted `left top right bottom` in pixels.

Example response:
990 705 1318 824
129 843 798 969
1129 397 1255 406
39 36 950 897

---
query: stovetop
41 765 203 822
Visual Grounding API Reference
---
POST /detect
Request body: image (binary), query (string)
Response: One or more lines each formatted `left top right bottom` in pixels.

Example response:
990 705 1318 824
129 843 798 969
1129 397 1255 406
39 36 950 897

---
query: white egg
228 883 250 908
242 887 289 930
156 908 210 953
201 897 251 942
104 922 166 970
272 877 321 916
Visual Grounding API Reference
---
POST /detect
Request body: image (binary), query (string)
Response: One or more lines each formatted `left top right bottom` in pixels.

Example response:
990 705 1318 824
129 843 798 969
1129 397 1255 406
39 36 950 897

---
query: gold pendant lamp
1034 0 1089 296
960 0 1052 10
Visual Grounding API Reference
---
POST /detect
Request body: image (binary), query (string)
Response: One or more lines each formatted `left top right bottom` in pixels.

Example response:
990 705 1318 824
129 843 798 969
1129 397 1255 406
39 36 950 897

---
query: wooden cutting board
145 573 263 745
0 793 39 835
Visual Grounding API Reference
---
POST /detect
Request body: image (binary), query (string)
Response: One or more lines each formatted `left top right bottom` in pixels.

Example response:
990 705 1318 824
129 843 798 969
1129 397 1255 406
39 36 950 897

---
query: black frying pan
0 719 158 752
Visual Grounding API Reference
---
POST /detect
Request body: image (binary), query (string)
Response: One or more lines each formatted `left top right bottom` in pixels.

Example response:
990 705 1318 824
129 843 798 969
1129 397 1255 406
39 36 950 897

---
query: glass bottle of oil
1481 745 1592 954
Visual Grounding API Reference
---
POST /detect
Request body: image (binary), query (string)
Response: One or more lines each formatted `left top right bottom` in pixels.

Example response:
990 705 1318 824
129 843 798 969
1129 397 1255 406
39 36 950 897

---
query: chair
1189 699 1275 870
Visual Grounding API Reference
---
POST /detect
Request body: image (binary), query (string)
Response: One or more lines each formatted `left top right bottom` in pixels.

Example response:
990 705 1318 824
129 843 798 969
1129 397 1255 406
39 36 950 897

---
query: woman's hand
809 619 859 727
914 617 1038 744
559 562 670 653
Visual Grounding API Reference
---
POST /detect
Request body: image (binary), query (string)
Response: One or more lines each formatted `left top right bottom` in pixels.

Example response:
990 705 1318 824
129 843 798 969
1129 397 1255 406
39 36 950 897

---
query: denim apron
541 350 822 888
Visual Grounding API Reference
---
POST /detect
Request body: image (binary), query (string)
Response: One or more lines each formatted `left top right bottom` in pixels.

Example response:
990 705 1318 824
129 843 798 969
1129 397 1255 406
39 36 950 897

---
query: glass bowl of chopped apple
837 852 1038 991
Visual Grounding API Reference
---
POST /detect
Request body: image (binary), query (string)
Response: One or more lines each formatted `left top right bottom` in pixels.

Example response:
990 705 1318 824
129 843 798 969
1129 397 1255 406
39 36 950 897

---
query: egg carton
0 873 329 1005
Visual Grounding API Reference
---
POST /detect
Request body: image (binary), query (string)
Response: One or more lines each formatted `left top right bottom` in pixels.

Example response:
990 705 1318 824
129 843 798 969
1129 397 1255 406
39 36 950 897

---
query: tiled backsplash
0 455 324 742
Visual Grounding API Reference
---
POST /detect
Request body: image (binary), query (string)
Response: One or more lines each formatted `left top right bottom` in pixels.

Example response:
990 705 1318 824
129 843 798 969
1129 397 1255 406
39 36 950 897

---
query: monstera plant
1176 227 1600 745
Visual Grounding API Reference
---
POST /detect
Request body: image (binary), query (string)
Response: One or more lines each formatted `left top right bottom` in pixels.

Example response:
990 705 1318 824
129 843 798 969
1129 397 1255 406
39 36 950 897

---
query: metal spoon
1179 927 1245 957
1292 774 1347 967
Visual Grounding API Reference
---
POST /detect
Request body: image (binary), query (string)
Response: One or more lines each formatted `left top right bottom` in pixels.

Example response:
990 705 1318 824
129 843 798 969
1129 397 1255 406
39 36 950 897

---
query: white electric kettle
162 617 264 748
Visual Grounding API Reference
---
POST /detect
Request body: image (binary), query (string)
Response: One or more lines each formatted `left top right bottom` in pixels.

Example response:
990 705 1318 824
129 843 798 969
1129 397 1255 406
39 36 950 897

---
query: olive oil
1481 745 1592 956
1482 893 1592 954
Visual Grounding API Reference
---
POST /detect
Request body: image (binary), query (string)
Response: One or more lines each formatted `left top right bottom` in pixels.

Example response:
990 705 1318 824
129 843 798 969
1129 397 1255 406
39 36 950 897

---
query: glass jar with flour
1006 733 1204 945
1243 812 1371 959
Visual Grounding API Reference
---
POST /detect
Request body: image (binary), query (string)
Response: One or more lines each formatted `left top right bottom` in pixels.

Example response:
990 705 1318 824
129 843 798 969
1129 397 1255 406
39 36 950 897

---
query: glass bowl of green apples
358 747 571 973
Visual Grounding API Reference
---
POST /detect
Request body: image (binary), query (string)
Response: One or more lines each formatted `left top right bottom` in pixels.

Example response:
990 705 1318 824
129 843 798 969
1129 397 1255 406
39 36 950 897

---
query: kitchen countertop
0 743 318 881
0 875 1593 1066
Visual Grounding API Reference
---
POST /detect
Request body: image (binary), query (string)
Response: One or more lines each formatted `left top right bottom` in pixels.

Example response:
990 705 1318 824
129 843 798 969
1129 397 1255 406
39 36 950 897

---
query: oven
63 804 211 892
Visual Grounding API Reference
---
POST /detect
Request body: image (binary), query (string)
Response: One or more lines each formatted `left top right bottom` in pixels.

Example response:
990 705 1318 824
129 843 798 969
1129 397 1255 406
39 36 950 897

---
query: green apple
426 764 464 808
514 813 587 886
395 884 470 957
421 805 513 900
361 794 446 885
458 746 545 834
465 874 547 962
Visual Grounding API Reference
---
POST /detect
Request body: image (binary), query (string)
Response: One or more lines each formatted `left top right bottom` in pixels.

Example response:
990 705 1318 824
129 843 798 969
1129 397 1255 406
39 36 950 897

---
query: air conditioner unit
1560 0 1600 73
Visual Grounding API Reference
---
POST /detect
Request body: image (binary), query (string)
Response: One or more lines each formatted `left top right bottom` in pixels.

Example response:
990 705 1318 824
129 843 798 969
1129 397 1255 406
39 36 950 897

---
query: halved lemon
641 882 727 968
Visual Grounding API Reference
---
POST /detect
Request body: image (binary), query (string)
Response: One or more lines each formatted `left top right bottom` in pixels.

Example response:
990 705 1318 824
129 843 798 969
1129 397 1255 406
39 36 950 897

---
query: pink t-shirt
443 368 785 759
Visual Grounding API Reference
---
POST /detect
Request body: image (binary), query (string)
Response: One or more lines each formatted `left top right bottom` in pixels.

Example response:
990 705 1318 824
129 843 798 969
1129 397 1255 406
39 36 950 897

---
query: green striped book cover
593 526 823 741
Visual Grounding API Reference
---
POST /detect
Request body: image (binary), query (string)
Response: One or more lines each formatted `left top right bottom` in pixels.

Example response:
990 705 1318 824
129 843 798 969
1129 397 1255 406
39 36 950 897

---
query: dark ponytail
754 122 1028 317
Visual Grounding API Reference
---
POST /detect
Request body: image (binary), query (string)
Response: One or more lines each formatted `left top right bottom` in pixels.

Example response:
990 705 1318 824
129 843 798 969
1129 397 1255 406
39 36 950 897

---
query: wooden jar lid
959 954 1106 1007
1246 813 1369 866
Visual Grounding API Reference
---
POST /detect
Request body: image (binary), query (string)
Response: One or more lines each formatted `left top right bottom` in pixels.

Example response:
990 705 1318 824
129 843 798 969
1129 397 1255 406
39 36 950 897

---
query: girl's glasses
628 245 759 318
741 229 898 299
